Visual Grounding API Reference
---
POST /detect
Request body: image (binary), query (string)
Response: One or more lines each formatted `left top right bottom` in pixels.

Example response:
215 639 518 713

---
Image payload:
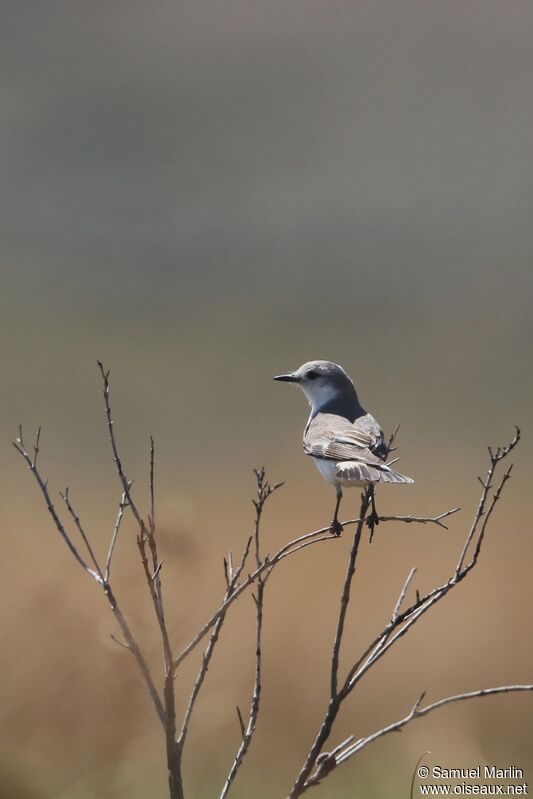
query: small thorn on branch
236 706 246 740
110 634 131 651
412 691 426 714
223 557 230 587
32 426 42 467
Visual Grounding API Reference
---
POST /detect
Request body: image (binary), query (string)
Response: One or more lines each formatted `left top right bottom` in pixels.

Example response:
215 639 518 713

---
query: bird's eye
307 370 318 380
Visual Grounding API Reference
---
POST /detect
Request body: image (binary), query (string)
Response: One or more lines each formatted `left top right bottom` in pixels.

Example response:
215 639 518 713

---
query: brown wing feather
304 412 385 464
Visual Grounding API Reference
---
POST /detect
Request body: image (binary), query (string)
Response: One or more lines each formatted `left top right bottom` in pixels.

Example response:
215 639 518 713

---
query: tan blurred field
2 2 533 797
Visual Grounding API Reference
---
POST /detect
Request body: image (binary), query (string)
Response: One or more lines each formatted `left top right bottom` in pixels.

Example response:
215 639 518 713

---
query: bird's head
274 360 356 412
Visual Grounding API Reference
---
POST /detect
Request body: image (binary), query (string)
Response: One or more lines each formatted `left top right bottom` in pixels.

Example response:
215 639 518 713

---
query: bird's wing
303 413 385 464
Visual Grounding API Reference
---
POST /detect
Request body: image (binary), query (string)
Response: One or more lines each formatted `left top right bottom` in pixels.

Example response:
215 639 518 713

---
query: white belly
313 457 368 488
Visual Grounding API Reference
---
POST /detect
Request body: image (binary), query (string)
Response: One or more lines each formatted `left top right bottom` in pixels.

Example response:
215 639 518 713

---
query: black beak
273 372 299 382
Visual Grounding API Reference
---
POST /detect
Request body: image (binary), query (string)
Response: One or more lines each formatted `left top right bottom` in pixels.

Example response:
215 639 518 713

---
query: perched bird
274 360 414 535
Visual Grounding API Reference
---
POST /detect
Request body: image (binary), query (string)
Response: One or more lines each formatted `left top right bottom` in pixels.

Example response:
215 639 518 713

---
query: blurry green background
2 2 533 797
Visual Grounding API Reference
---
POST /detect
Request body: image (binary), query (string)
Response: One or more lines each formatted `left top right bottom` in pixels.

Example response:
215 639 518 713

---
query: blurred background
1 2 533 797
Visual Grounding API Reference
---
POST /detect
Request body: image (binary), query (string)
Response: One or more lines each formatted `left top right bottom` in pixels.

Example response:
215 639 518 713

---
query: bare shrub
13 365 531 798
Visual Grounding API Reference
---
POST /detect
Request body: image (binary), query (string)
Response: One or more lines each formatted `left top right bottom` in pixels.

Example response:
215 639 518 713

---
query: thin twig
392 567 417 622
60 487 104 580
220 579 265 799
335 684 533 765
378 507 460 530
177 535 253 752
150 435 156 529
96 365 184 798
331 488 372 699
301 683 533 792
171 501 459 677
105 492 128 582
13 428 99 580
411 753 431 799
172 524 340 675
220 469 282 799
236 706 246 740
13 426 166 727
104 583 168 726
97 361 148 534
98 364 174 661
387 424 400 452
456 427 519 574
288 489 372 798
341 435 520 697
97 359 176 696
110 634 131 651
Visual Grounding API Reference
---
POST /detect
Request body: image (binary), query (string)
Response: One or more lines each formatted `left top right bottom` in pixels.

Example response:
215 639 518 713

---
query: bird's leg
330 487 343 536
366 484 380 542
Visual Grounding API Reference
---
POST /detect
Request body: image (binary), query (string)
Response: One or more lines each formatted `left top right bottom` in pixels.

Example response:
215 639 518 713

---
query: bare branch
288 428 520 798
288 489 372 798
456 426 519 574
220 468 277 799
13 425 167 728
60 487 103 580
32 425 42 467
338 506 459 532
150 435 156 528
277 534 337 560
331 489 372 699
172 523 341 675
220 576 265 799
13 427 100 581
334 684 533 766
172 495 458 678
378 507 460 530
340 431 519 698
97 362 178 781
105 492 128 582
387 424 400 452
97 361 148 536
177 534 252 753
463 464 514 574
391 567 417 622
300 684 533 791
16 364 525 799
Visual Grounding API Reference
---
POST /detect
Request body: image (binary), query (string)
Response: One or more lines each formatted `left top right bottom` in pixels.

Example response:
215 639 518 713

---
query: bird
274 360 414 536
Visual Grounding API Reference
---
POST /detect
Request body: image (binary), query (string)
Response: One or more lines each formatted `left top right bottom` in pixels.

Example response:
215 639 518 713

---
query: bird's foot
366 510 380 543
330 519 343 537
